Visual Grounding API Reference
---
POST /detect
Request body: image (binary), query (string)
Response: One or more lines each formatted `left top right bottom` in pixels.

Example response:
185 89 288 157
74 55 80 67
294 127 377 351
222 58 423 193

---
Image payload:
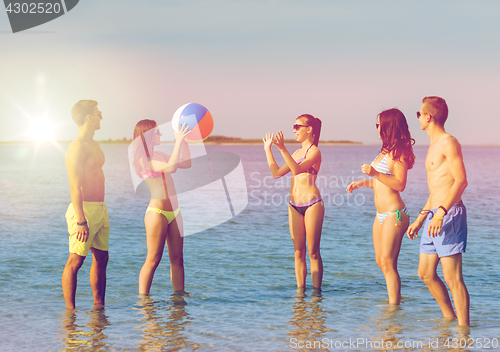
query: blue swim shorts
420 201 467 258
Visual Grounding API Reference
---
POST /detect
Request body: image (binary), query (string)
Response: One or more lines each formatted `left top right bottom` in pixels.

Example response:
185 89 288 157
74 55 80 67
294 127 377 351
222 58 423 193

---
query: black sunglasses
293 124 309 131
417 111 432 119
376 123 380 129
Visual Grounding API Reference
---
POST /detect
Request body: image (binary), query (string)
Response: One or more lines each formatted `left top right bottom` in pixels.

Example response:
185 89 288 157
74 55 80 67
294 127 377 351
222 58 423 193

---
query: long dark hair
379 108 415 169
132 119 157 178
298 114 322 146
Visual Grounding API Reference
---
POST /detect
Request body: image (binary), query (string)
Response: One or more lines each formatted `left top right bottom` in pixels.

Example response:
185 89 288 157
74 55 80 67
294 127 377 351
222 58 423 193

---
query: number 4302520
5 2 62 14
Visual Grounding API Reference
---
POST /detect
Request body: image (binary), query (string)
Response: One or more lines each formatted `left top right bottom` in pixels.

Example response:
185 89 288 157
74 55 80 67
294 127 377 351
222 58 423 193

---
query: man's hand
427 217 444 238
77 223 89 242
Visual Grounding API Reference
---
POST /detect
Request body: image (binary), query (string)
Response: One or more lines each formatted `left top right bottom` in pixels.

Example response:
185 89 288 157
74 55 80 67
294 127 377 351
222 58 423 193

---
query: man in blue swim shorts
62 100 109 311
407 96 470 326
420 201 467 257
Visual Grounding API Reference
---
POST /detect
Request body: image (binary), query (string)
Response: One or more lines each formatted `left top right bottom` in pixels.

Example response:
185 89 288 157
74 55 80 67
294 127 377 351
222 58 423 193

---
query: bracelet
438 205 448 216
419 209 431 216
77 220 87 226
433 216 444 220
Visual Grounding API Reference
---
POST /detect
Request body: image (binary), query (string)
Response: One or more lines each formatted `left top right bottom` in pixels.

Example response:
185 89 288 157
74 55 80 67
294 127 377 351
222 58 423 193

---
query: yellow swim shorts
66 201 109 256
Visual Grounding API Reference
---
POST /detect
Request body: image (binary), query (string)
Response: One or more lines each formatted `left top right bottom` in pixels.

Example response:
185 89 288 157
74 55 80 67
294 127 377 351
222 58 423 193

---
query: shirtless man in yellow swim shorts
62 100 109 311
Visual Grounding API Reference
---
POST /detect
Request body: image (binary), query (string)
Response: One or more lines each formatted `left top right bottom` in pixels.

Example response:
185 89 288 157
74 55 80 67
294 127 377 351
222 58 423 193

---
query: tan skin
407 104 469 326
346 118 410 305
62 106 108 311
138 124 192 295
263 117 324 290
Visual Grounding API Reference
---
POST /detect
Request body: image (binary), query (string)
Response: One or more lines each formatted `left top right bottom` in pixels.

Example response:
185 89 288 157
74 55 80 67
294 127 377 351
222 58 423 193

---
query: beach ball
172 103 214 143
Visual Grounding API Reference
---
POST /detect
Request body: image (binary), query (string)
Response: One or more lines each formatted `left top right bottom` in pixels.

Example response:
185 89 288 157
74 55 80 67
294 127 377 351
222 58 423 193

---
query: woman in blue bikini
263 114 324 291
132 119 191 295
347 108 415 304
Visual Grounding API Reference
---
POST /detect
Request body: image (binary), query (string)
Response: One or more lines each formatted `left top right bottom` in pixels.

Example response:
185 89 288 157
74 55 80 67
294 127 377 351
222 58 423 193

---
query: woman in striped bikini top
346 108 415 306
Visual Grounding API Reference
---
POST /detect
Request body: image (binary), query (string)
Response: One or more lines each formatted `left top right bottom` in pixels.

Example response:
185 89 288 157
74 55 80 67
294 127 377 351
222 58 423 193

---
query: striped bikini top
295 145 318 175
371 153 393 176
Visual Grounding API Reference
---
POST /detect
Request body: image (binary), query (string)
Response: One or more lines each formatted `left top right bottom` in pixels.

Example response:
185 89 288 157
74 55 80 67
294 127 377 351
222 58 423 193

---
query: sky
1 0 499 145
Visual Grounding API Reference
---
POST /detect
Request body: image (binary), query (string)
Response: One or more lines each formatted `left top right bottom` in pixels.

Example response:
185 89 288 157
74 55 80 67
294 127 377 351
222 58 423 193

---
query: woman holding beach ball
263 114 324 292
132 120 191 295
347 108 415 305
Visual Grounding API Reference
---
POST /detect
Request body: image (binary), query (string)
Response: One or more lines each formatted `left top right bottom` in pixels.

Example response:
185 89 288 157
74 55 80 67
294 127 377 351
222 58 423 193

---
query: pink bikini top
295 145 318 175
141 152 169 179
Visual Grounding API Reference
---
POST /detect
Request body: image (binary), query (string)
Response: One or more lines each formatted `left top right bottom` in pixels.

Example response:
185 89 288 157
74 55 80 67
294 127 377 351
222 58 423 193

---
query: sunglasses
376 123 380 129
154 129 161 135
417 111 432 119
293 124 309 131
91 111 102 118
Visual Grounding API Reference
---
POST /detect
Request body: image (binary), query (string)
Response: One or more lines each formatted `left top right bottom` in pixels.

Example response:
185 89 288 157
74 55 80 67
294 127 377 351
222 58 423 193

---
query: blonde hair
71 100 98 126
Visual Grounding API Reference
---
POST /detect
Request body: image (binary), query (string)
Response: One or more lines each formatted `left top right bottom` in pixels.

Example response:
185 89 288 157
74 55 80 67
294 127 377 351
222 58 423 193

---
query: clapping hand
274 131 285 150
263 132 275 150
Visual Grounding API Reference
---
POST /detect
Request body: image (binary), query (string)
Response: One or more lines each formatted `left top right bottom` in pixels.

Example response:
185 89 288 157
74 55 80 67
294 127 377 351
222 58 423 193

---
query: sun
27 117 58 143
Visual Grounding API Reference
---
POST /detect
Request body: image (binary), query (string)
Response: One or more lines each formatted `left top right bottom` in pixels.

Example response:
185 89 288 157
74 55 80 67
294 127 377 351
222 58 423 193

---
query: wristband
433 216 443 220
77 220 88 226
438 205 448 216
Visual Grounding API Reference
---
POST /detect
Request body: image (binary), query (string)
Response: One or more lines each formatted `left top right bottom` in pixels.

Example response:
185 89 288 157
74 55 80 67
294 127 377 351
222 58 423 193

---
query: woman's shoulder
387 149 408 167
309 145 321 157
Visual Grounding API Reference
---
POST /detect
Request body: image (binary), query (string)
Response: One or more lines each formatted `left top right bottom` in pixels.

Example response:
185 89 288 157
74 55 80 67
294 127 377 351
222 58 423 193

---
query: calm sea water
1 143 499 351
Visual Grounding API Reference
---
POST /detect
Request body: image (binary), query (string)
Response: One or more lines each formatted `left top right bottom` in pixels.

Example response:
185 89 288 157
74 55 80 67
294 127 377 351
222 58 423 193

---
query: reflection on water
362 305 473 351
58 308 110 351
430 318 472 352
134 293 200 351
287 288 332 351
364 305 406 350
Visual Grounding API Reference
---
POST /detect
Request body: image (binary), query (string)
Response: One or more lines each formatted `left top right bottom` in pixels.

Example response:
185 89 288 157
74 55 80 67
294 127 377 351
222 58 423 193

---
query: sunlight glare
28 118 57 143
